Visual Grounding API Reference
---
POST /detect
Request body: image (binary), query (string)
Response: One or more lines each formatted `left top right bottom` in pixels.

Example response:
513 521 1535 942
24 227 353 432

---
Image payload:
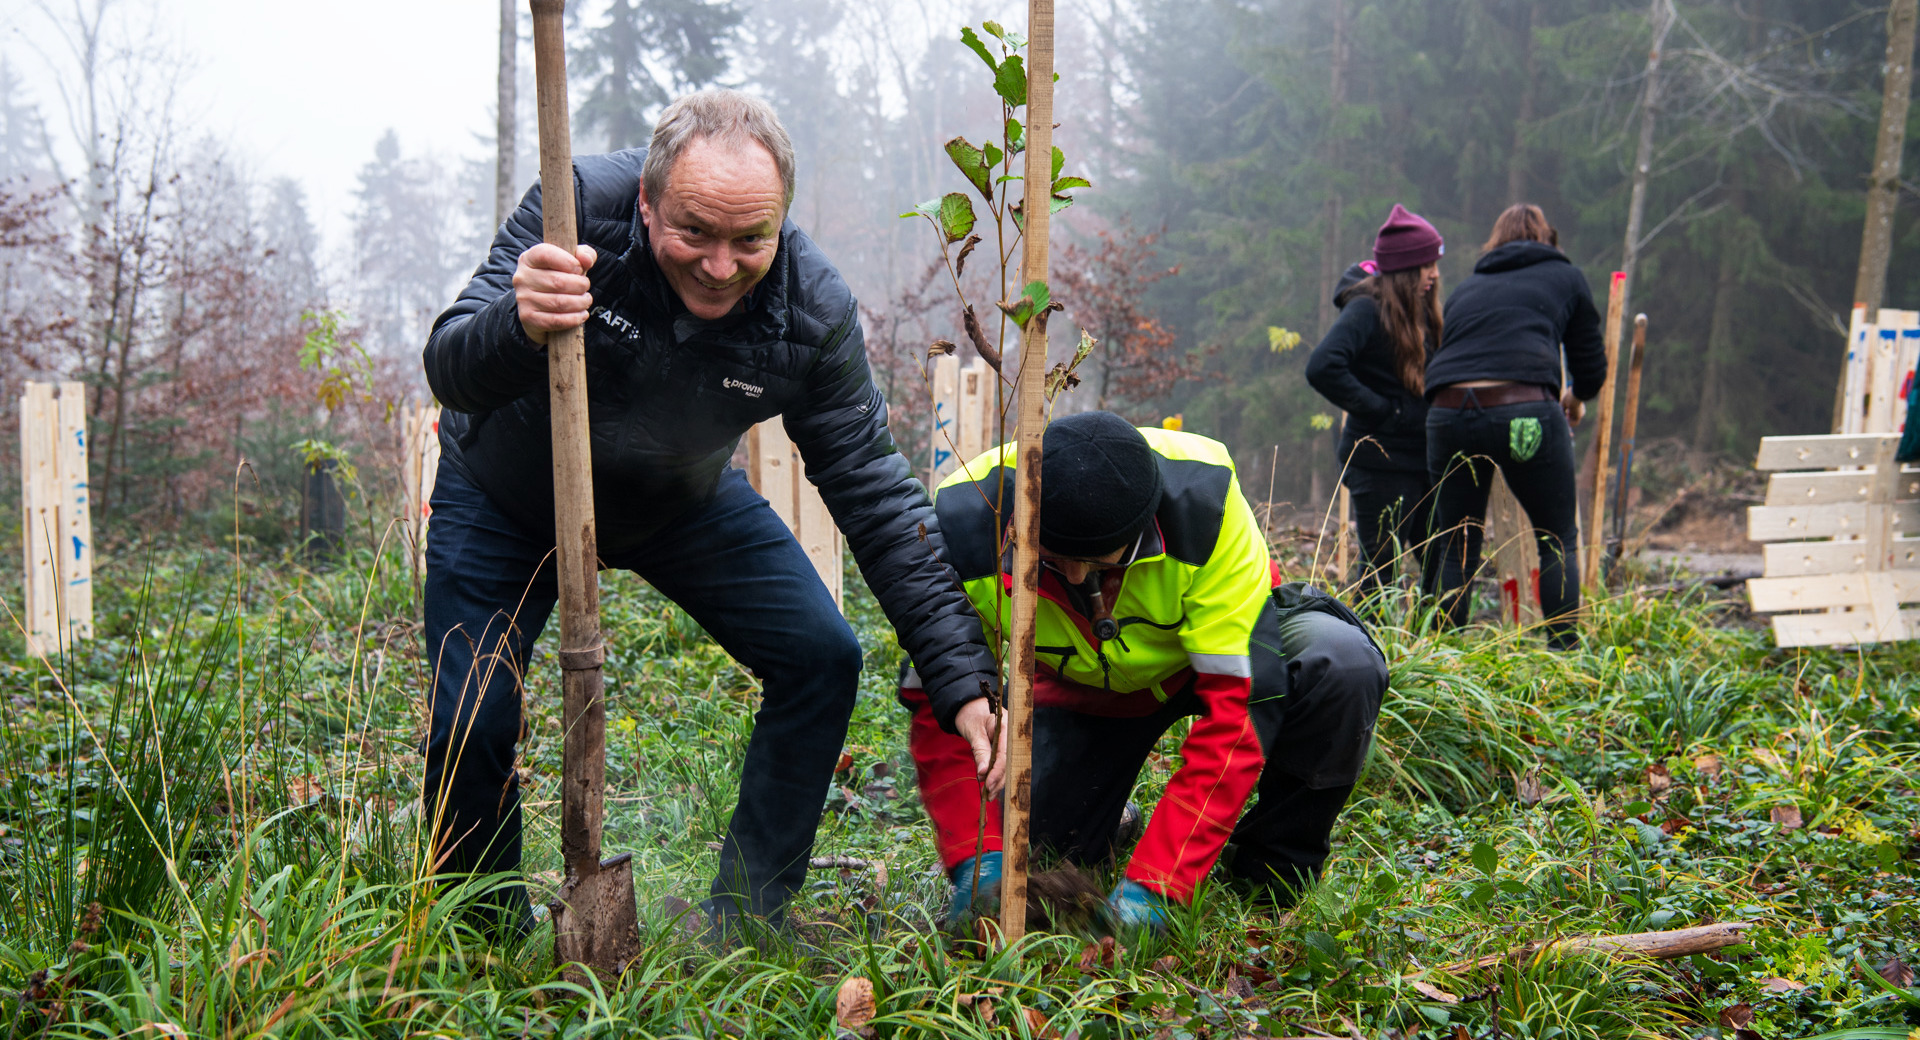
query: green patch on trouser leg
1509 416 1543 462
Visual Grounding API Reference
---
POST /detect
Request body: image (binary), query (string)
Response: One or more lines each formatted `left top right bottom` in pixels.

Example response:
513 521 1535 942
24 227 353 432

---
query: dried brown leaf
835 977 876 1035
1223 972 1255 999
1411 980 1460 1004
1770 805 1803 831
1693 752 1723 778
1878 956 1915 988
1515 769 1545 806
1760 977 1806 993
928 339 956 357
955 235 982 280
1718 1003 1754 1029
1152 954 1181 974
963 306 1000 372
1025 1007 1061 1039
1647 763 1671 797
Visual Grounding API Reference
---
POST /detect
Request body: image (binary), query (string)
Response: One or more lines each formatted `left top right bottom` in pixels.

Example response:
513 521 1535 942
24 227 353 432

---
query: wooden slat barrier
400 401 442 576
928 354 997 488
18 381 92 656
1746 432 1914 647
747 419 843 610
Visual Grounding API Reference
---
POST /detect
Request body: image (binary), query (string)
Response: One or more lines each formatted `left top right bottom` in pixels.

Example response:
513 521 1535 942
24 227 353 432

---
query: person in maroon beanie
1306 204 1444 606
1421 203 1606 650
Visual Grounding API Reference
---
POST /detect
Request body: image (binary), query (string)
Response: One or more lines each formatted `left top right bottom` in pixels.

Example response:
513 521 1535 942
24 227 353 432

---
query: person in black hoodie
1306 204 1444 604
1422 204 1606 649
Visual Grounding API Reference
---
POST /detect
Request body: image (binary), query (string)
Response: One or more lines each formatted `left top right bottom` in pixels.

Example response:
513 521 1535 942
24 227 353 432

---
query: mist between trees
0 0 1908 539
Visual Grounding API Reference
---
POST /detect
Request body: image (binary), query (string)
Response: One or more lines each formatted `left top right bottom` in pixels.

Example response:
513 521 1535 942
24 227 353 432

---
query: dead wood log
1439 921 1753 974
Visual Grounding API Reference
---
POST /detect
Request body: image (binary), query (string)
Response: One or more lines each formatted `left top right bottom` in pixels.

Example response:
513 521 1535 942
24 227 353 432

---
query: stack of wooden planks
1746 432 1920 647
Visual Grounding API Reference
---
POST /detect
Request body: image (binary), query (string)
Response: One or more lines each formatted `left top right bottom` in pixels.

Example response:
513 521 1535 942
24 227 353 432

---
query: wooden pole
1582 270 1627 591
531 0 637 981
1610 315 1648 565
999 0 1056 945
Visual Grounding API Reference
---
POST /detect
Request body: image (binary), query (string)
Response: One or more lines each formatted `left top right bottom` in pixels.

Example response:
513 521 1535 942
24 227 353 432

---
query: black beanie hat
1039 411 1164 558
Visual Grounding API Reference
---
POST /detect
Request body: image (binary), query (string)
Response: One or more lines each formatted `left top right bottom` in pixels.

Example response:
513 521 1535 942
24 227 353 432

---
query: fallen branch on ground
1438 921 1753 975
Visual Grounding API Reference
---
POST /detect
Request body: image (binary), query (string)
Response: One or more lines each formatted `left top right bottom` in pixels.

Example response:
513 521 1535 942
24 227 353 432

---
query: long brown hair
1483 203 1558 252
1354 266 1442 396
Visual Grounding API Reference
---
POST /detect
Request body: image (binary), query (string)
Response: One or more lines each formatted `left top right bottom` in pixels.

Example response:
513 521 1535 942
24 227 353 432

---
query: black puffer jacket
1425 241 1606 400
424 147 997 719
1304 263 1429 473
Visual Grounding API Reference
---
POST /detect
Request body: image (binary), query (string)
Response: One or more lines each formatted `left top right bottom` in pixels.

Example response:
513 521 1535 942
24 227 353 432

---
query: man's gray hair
643 90 796 209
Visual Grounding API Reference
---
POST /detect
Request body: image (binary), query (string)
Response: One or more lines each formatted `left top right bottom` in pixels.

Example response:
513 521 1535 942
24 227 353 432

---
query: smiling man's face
639 136 786 320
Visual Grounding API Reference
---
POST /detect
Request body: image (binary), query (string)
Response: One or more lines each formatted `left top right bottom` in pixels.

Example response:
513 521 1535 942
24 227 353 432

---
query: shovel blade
550 852 641 985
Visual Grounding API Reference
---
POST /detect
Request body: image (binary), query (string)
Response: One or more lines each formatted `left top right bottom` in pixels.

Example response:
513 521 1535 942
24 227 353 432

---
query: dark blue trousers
421 463 862 924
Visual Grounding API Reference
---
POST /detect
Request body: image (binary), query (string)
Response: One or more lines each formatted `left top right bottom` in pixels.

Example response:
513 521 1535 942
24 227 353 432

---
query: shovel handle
531 0 607 874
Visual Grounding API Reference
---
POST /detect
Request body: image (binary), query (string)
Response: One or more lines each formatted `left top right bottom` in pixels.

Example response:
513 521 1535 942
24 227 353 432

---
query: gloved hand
1107 878 1175 934
947 850 1002 927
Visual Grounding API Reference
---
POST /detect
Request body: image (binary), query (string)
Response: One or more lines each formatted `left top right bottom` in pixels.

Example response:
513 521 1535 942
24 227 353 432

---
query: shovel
529 0 639 984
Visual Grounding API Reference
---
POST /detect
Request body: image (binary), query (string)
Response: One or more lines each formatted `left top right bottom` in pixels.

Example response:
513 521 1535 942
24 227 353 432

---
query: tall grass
0 542 1914 1037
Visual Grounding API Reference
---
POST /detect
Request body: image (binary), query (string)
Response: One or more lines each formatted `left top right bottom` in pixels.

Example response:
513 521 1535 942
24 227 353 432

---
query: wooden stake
1582 270 1627 591
1610 315 1648 564
999 0 1056 945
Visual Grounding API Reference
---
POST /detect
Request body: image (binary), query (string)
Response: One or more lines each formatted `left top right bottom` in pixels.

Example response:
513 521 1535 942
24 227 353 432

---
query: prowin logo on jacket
723 377 764 399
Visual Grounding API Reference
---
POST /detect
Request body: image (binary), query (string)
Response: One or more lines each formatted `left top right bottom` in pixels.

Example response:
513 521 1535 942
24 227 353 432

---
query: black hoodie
1426 241 1607 400
1305 262 1430 473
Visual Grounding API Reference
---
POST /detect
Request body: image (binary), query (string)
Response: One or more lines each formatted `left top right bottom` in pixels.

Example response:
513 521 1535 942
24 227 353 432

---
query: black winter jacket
1425 241 1606 400
1305 263 1429 473
424 148 997 725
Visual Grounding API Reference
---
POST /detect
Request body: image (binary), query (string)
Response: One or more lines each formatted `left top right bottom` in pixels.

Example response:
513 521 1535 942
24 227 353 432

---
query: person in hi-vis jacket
897 411 1388 931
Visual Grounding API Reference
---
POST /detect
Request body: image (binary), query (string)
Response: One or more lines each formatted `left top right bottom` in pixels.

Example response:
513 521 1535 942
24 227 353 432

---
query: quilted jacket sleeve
423 178 561 415
781 266 999 725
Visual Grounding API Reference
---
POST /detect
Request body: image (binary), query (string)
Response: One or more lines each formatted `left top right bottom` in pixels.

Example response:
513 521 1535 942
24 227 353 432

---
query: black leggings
1341 467 1433 604
1423 397 1580 648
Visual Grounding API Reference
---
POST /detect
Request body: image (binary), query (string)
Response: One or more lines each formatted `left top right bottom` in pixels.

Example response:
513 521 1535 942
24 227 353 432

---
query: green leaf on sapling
1049 195 1074 216
981 20 1006 40
1052 146 1065 183
1470 841 1498 876
1005 30 1027 50
983 141 1003 171
995 55 1027 108
900 197 943 220
937 193 976 243
960 26 998 72
1052 176 1091 193
944 137 992 200
1005 118 1025 155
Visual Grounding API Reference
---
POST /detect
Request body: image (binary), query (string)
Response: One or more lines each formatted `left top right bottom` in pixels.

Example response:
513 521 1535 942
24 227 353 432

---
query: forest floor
0 527 1916 1039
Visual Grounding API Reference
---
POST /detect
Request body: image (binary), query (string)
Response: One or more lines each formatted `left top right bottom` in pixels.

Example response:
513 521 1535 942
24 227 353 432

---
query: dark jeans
422 463 861 925
1423 396 1580 648
1029 602 1386 899
1341 467 1433 605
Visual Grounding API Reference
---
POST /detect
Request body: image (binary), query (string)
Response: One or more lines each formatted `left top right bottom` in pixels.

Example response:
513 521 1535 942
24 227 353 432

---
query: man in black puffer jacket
422 90 999 933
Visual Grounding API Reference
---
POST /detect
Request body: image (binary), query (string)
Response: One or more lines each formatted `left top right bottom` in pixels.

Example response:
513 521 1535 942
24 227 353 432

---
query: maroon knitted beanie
1373 204 1444 273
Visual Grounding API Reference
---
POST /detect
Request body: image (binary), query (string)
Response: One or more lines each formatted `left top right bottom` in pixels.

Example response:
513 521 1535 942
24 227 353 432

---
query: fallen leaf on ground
1024 1007 1061 1039
1515 769 1545 806
1879 956 1915 987
1077 935 1124 971
834 752 855 776
1411 980 1460 1004
1224 972 1254 999
1647 763 1671 796
1770 805 1803 831
834 977 875 1036
1760 977 1805 993
288 776 325 805
1693 752 1723 778
1718 1003 1753 1029
1152 955 1181 974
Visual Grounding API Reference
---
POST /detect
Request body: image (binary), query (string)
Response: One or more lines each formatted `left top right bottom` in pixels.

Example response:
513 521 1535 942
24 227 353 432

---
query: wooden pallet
1839 306 1919 436
1746 433 1919 647
18 381 93 656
